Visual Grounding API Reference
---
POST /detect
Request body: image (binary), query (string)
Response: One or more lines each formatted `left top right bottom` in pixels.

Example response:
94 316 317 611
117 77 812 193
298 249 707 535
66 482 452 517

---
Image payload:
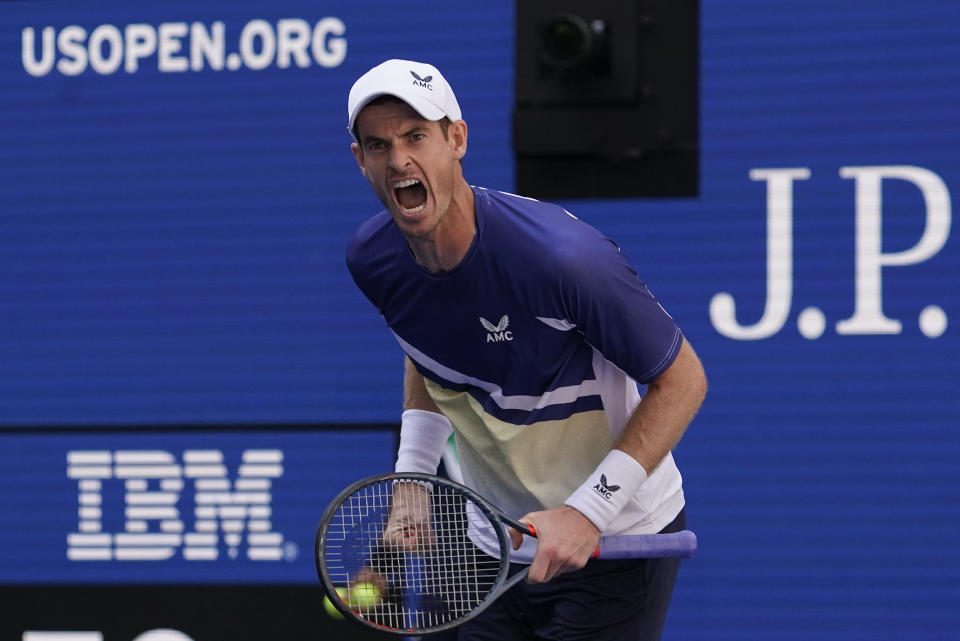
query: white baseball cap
347 59 462 140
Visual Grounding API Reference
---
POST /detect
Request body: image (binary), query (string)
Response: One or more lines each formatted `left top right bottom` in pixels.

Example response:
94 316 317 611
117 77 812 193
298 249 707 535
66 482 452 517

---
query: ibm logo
67 449 292 562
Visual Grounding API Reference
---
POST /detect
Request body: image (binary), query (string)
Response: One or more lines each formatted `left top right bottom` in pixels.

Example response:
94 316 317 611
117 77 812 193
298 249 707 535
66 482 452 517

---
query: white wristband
564 449 648 532
394 409 454 474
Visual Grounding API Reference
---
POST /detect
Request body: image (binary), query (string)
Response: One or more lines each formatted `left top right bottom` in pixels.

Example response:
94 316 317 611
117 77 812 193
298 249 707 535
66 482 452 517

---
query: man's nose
386 144 410 171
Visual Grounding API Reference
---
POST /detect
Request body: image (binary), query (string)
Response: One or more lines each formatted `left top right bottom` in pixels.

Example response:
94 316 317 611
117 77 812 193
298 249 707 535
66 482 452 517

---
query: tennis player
344 59 707 641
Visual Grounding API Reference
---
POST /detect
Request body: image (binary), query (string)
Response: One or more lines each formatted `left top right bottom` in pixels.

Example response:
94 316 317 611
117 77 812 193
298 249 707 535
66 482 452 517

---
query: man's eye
410 133 425 142
367 142 384 152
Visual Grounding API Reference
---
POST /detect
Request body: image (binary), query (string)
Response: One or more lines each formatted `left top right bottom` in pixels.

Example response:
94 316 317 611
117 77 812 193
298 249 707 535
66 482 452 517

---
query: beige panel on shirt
425 380 615 510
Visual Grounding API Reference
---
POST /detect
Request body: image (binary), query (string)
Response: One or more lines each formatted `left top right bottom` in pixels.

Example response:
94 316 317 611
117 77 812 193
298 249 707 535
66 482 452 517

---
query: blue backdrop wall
1 1 958 640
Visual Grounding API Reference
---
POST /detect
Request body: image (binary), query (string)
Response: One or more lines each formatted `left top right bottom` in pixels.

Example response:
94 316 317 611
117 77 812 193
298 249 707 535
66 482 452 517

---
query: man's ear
449 120 468 160
351 142 366 177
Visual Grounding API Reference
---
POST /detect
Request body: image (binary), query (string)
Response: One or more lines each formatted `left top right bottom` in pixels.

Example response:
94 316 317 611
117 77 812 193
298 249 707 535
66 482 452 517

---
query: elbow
679 350 708 418
687 345 708 408
647 337 707 413
693 365 708 408
676 338 708 408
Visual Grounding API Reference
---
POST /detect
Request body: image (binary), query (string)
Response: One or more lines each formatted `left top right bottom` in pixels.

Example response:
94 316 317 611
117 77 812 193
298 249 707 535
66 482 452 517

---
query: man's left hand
508 506 600 583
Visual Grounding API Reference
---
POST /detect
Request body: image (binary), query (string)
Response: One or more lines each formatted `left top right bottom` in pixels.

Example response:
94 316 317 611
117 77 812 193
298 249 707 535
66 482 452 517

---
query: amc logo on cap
410 70 433 90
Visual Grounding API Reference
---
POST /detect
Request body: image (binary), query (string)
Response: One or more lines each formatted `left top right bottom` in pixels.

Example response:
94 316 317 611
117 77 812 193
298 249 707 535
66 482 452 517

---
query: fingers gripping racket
315 472 697 636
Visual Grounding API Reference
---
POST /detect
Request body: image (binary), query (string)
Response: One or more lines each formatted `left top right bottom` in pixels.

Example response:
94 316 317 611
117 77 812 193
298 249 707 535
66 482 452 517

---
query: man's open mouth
393 178 427 214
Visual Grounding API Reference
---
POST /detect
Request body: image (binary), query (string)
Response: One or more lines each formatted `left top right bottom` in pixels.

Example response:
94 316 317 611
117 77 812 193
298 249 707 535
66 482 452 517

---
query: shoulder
345 211 407 310
477 186 577 227
346 211 398 275
476 187 606 264
478 188 621 277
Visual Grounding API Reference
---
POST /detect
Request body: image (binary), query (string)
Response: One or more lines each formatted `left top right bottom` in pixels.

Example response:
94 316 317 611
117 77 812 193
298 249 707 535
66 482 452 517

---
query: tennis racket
315 472 697 635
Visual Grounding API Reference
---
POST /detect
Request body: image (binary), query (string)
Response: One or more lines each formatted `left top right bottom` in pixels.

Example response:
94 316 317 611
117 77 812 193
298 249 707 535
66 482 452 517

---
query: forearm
395 357 452 474
563 337 706 532
615 338 707 473
404 356 443 412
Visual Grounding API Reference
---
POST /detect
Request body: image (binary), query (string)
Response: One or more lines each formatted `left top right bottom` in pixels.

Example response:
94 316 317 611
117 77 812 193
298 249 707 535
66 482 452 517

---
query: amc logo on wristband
592 474 621 500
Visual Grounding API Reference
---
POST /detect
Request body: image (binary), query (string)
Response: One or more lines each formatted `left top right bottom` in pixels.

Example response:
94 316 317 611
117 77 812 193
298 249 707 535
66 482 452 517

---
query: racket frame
314 471 696 635
315 472 525 635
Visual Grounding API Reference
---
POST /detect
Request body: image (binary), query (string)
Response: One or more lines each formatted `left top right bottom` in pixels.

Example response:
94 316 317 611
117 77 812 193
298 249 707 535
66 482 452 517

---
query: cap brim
349 91 449 138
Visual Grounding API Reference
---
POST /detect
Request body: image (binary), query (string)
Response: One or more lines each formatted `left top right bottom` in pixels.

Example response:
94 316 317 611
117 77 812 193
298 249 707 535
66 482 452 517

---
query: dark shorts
440 508 686 641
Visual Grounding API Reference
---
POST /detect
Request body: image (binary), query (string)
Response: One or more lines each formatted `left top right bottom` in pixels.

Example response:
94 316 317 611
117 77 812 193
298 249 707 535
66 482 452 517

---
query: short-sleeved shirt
347 186 685 562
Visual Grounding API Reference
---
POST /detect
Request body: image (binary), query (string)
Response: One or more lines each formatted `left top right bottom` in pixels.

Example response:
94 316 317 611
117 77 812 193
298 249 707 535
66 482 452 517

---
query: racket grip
524 524 696 559
593 530 698 559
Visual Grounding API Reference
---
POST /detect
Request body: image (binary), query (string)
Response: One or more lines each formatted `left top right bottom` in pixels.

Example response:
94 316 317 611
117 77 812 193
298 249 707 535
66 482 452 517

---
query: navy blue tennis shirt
347 186 685 561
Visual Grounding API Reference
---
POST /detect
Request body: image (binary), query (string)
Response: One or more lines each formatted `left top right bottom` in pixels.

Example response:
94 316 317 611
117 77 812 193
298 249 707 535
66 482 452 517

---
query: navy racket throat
315 472 697 636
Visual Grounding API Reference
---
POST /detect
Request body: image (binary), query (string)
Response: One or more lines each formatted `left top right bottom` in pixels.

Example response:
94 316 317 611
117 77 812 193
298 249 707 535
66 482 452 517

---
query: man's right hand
383 481 435 551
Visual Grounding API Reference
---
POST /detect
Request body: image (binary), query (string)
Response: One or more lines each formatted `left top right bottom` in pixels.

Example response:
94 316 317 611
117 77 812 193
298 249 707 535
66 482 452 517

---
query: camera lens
541 15 593 68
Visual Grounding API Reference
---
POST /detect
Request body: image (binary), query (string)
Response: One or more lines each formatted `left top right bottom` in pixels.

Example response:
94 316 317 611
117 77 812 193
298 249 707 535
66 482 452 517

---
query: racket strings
322 479 506 631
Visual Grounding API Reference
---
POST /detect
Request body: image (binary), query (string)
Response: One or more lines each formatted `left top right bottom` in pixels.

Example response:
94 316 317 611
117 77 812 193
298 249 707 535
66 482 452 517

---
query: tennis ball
323 586 346 620
347 582 382 608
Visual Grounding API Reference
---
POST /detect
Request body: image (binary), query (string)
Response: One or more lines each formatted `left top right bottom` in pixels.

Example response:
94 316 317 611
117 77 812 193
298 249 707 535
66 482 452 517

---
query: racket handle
593 530 698 559
523 525 697 559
